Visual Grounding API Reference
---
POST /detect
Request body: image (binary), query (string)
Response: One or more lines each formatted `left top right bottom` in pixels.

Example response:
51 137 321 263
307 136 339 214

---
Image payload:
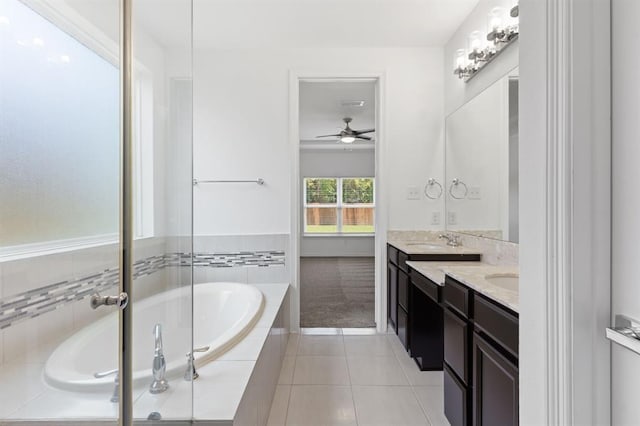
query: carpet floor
300 257 375 328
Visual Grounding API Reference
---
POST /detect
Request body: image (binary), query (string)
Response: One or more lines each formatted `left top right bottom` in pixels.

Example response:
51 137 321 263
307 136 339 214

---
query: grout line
387 333 434 425
342 338 358 426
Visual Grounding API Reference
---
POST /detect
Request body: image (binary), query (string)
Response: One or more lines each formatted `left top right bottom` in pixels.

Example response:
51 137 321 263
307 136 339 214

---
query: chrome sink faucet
149 323 169 394
438 233 462 247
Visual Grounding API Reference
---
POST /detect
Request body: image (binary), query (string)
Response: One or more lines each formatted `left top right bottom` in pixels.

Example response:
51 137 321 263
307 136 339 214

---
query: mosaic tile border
0 250 285 330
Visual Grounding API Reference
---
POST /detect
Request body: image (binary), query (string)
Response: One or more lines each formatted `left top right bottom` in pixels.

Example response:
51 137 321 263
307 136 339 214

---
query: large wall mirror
445 67 519 243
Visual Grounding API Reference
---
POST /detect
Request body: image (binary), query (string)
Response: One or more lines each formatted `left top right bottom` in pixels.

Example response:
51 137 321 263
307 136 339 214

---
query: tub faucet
149 323 169 394
184 346 210 381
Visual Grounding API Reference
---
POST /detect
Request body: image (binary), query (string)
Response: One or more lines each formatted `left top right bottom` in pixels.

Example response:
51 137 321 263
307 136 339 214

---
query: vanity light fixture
453 2 519 82
453 49 470 79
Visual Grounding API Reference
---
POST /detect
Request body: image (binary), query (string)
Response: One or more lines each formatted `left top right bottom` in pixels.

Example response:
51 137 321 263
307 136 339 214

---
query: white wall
300 149 375 257
444 0 519 116
192 47 445 236
611 0 639 424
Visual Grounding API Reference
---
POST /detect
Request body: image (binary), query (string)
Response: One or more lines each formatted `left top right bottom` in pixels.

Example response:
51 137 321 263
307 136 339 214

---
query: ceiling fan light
341 136 356 143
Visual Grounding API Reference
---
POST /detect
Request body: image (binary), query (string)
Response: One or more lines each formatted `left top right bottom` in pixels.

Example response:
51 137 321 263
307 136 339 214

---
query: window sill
0 234 154 263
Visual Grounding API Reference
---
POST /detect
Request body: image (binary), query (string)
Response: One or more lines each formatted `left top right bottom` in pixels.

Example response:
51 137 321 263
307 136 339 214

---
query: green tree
305 178 337 203
343 178 374 203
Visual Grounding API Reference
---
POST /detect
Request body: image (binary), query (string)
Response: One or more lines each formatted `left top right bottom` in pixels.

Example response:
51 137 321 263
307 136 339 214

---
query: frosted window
0 0 119 247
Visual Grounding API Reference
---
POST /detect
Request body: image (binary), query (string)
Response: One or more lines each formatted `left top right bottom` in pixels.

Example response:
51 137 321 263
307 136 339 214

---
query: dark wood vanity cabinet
387 242 480 365
443 276 519 426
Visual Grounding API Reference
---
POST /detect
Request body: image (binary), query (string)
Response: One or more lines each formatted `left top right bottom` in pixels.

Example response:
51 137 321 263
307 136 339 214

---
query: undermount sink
405 243 444 250
484 273 519 292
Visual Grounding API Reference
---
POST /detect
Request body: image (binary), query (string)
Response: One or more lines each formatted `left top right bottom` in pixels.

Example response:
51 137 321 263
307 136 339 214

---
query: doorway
292 78 383 330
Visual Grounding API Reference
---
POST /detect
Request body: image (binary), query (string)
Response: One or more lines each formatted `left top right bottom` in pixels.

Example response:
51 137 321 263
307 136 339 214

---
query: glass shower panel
0 0 121 421
130 0 193 421
0 0 193 422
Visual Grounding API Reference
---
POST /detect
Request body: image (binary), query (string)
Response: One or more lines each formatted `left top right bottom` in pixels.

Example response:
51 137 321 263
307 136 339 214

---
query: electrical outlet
431 212 441 225
406 186 420 200
448 211 457 225
468 186 481 200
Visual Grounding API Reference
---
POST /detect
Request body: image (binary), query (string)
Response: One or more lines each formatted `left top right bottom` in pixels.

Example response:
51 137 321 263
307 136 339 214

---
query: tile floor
267 332 450 426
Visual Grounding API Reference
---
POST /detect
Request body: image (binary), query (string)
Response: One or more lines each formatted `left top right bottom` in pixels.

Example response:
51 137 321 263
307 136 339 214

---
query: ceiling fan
316 117 375 144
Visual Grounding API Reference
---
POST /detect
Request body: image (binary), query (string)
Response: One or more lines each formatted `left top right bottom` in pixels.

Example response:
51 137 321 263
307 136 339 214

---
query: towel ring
424 178 443 200
449 178 468 199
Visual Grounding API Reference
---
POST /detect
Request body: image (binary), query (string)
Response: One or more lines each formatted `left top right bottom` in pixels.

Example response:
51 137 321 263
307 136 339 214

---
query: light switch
406 186 420 200
448 211 457 225
468 186 481 200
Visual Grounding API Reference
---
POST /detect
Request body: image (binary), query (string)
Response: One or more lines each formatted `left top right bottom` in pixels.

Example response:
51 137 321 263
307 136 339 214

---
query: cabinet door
473 333 519 426
388 263 398 331
398 269 409 311
444 307 470 384
444 363 469 426
397 307 408 349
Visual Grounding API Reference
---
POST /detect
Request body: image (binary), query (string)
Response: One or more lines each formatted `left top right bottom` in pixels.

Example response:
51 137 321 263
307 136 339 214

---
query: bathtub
44 282 264 391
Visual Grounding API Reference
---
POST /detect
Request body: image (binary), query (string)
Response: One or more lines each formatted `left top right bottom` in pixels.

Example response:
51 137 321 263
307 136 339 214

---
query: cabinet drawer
444 276 471 318
398 270 409 311
411 270 440 303
387 244 398 266
473 295 518 358
398 307 409 350
444 307 470 385
398 250 410 273
444 363 469 426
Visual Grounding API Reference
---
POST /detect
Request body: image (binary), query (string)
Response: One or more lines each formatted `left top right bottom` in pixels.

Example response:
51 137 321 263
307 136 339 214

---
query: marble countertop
388 239 482 256
405 260 483 286
407 261 519 313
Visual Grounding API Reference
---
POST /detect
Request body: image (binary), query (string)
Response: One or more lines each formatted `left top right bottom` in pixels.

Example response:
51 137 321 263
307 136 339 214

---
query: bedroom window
304 177 374 235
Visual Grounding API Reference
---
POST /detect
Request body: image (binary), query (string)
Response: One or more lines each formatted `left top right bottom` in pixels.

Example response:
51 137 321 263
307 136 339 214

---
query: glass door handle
90 292 129 310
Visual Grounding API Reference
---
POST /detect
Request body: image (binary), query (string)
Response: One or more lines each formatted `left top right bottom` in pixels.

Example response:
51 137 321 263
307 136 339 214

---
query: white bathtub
44 282 264 391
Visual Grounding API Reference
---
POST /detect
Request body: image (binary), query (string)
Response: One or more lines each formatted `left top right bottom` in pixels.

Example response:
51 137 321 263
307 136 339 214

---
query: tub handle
190 346 210 355
184 346 211 381
94 368 118 378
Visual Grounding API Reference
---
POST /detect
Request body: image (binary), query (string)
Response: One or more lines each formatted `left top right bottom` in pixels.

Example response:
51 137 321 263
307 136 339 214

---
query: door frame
519 0 611 424
288 71 388 332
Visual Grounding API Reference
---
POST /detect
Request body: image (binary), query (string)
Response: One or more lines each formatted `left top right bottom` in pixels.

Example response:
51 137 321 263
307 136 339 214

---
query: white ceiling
131 0 480 49
299 81 376 147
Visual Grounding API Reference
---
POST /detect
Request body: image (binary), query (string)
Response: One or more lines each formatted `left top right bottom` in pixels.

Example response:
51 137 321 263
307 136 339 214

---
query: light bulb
454 49 466 69
341 136 356 144
488 7 506 32
468 31 484 53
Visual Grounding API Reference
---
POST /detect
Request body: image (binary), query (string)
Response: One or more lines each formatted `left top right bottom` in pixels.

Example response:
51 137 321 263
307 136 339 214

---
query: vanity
385 65 520 425
386 241 480 355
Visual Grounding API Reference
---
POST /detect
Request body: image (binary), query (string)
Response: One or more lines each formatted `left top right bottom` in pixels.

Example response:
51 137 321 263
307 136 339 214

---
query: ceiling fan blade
354 129 375 135
356 135 372 141
316 133 342 138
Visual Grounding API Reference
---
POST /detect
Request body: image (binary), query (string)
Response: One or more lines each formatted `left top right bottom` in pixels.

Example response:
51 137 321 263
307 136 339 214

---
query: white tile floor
267 333 451 426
